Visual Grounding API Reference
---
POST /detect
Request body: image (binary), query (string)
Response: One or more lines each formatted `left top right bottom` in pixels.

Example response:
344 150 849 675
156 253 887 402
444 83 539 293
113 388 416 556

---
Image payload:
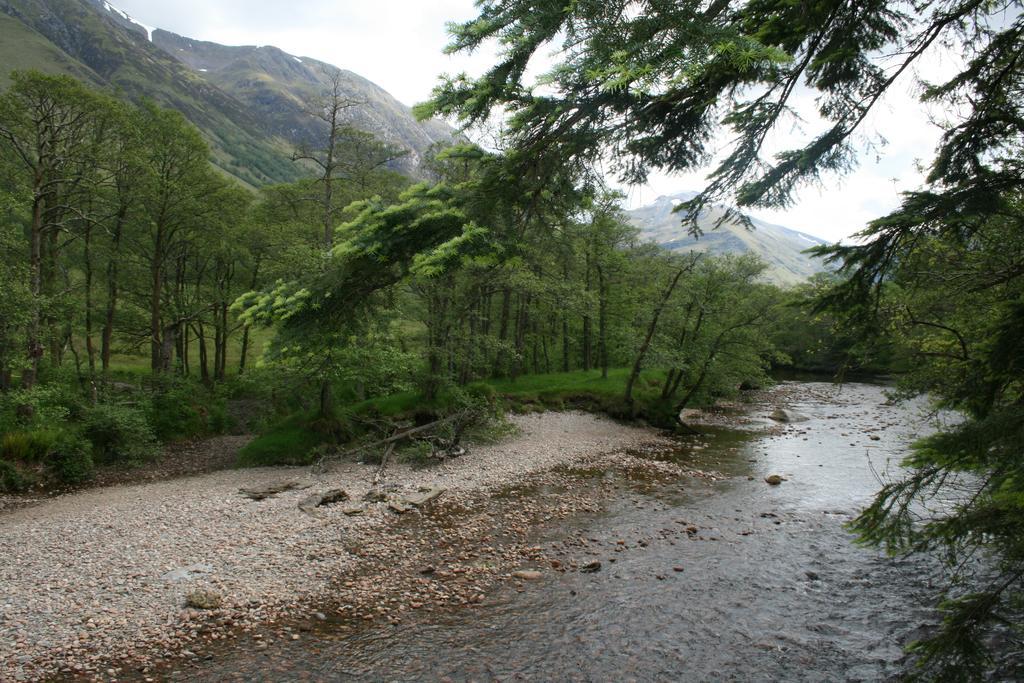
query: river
159 382 946 682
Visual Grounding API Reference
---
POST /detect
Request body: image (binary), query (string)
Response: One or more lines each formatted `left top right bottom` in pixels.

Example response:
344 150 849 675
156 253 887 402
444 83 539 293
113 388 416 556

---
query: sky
108 0 950 244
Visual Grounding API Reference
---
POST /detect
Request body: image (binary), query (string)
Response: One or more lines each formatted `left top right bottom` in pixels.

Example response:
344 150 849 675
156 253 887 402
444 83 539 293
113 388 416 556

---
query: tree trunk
511 295 529 380
668 367 686 398
597 264 608 379
175 322 186 375
44 223 63 368
83 224 96 375
214 307 224 382
181 323 190 376
150 231 164 372
493 287 511 376
582 250 592 371
238 326 251 375
675 355 715 414
661 368 678 399
22 187 44 389
101 207 126 373
624 266 688 405
159 323 176 373
562 315 570 372
217 302 229 381
238 258 261 374
319 379 334 418
195 322 210 385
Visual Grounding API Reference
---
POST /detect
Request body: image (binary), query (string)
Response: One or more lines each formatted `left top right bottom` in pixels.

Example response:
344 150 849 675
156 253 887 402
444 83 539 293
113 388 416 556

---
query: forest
0 67 850 483
1 0 1022 679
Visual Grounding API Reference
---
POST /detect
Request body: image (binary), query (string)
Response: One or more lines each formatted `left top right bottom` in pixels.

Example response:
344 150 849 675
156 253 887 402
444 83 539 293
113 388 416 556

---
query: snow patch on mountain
101 1 155 41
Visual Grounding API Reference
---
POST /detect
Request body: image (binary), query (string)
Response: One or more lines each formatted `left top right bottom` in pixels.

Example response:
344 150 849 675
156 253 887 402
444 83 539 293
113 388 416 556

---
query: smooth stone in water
769 408 809 423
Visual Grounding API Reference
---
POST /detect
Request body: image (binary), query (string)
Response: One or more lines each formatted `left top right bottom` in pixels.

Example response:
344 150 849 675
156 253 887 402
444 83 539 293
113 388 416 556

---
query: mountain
150 32 454 175
626 193 829 286
0 0 455 186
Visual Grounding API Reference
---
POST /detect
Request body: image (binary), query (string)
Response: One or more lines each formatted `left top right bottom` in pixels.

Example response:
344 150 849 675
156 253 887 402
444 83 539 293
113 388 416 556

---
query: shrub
47 431 94 484
0 384 79 431
1 430 57 462
0 459 30 493
147 378 226 441
81 403 157 465
206 399 231 435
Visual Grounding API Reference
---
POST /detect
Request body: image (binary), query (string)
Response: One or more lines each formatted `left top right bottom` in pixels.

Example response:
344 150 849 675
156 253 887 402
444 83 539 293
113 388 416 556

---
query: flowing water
169 382 948 682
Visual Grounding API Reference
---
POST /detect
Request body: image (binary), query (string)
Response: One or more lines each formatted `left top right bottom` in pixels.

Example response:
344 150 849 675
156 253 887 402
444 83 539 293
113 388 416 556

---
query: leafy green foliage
422 1 1024 676
147 379 227 442
81 403 157 465
47 430 94 485
0 458 30 493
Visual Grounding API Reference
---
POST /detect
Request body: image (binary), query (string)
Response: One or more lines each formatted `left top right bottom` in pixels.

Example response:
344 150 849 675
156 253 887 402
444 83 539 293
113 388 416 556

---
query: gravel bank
0 411 668 681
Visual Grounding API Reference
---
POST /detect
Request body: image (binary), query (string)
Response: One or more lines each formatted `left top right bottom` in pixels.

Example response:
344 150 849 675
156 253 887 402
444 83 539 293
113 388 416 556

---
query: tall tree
0 72 109 387
131 103 225 372
292 68 363 250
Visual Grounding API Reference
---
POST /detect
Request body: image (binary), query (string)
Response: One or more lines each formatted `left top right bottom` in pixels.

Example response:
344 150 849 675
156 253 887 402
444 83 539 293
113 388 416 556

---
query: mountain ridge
627 192 829 286
0 0 455 186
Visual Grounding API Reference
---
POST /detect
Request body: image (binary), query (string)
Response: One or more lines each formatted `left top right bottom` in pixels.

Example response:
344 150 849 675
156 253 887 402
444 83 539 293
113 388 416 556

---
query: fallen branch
372 441 396 487
312 410 474 473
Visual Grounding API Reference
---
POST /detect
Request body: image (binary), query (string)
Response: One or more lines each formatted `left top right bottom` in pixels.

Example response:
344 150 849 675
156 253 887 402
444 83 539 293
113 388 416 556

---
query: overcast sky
109 0 949 244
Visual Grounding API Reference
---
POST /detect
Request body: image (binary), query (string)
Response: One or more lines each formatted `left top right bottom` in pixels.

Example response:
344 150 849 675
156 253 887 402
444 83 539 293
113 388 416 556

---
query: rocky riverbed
0 411 674 681
142 381 950 682
2 382 950 681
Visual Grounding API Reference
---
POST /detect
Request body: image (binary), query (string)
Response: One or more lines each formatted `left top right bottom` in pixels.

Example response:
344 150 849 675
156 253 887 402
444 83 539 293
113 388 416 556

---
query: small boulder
298 489 349 513
678 408 705 423
185 590 222 610
764 474 784 486
579 561 602 574
387 499 412 514
362 489 388 503
512 570 543 581
404 487 445 507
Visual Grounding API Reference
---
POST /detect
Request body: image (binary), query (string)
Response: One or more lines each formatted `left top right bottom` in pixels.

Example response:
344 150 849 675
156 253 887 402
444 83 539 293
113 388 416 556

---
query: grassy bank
237 368 681 467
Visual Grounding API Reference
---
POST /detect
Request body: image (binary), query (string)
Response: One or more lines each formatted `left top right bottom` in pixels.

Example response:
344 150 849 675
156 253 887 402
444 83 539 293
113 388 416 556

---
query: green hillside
1 0 303 186
0 13 103 88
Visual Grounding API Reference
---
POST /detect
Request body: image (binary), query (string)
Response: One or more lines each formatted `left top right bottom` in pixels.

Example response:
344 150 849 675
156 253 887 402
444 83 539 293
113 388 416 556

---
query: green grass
486 367 658 399
236 412 329 467
105 326 274 379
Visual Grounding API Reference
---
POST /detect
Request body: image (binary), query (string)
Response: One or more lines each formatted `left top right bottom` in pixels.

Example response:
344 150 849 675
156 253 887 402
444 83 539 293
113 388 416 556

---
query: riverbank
0 411 677 681
154 380 944 682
